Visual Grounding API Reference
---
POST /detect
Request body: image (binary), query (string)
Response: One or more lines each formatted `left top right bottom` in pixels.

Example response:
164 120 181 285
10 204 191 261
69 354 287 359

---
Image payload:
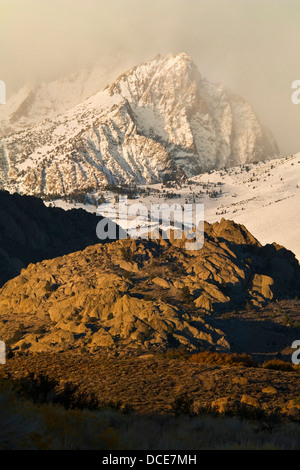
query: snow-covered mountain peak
110 52 201 106
0 53 279 196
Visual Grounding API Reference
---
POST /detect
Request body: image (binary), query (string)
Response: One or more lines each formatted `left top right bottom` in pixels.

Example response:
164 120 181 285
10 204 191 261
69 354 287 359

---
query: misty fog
1 0 300 155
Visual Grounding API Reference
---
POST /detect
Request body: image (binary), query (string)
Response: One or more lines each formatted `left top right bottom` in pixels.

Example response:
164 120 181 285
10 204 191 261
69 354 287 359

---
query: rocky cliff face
0 53 278 196
1 218 298 355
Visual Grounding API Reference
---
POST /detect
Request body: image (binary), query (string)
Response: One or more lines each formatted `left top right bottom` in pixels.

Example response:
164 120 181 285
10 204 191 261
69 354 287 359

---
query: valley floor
2 351 299 417
0 351 300 450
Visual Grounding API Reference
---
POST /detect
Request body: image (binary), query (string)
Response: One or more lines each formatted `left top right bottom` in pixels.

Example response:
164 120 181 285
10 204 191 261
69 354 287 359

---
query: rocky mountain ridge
1 218 299 356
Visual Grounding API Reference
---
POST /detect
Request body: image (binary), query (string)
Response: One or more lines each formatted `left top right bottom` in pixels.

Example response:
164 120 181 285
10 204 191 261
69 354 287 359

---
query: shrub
122 271 132 280
151 260 159 268
262 359 294 372
181 286 191 300
222 312 233 320
44 281 60 293
14 373 58 404
7 325 26 345
223 403 284 431
120 247 133 262
143 294 152 301
189 351 258 368
181 286 194 307
33 326 47 335
12 373 100 410
88 317 98 323
160 348 189 361
171 393 194 417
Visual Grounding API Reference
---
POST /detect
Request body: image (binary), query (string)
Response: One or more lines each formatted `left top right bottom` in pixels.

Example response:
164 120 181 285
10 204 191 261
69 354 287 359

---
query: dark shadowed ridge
0 190 125 287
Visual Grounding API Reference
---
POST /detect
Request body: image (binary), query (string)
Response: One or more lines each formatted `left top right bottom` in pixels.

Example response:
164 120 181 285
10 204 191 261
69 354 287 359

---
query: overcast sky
1 0 300 155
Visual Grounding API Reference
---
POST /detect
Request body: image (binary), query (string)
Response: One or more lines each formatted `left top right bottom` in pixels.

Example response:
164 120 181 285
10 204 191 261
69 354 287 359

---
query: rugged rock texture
0 53 278 196
0 190 124 287
0 218 299 355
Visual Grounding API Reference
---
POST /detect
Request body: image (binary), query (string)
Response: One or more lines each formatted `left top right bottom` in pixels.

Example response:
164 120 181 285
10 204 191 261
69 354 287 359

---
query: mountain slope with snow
0 53 279 196
48 153 300 261
194 153 300 260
